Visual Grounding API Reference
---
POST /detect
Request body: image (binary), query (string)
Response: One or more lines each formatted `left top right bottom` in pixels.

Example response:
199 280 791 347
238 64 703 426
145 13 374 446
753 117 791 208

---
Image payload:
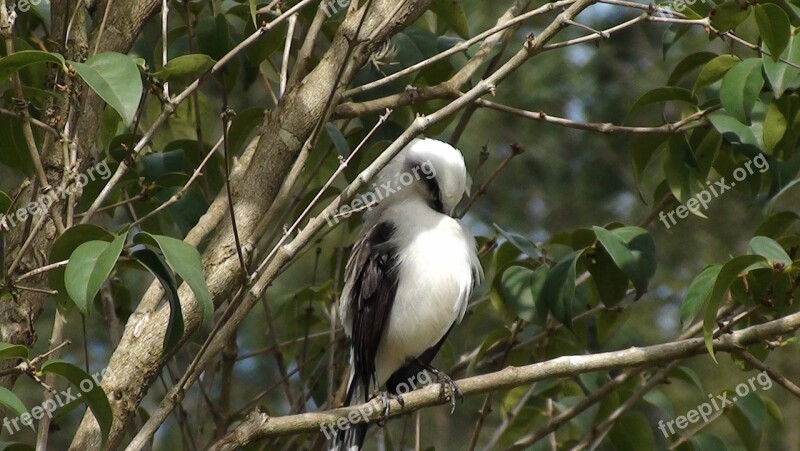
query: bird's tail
329 373 369 451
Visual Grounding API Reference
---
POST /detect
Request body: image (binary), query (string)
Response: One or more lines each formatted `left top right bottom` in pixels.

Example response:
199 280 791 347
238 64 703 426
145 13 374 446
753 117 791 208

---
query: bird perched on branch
332 138 483 450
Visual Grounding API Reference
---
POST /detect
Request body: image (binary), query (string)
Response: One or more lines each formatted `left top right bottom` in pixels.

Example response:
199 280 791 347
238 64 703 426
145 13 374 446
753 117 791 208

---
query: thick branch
211 310 800 449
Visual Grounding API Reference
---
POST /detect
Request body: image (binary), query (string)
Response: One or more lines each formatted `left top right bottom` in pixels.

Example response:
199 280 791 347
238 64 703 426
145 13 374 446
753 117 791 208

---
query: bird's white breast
373 199 477 385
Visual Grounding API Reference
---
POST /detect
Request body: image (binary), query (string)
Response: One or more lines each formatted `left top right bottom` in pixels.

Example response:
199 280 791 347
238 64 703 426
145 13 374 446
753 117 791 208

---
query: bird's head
376 138 468 216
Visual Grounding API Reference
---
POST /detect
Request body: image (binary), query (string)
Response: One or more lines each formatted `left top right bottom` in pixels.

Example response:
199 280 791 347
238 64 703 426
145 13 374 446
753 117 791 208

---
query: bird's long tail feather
330 373 369 451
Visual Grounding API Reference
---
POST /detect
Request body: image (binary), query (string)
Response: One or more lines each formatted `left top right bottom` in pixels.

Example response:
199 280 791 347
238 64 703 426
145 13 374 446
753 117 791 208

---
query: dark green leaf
629 87 697 114
703 255 768 359
0 192 11 214
719 58 764 124
754 211 799 237
682 264 722 327
755 4 791 60
763 35 800 97
711 0 751 32
668 52 717 86
40 360 112 444
538 250 583 327
129 244 184 351
0 50 65 84
0 117 36 175
138 233 213 328
586 244 629 306
499 265 538 322
764 100 788 151
494 224 541 259
694 54 740 93
0 387 27 419
324 123 351 158
708 111 759 146
0 343 28 361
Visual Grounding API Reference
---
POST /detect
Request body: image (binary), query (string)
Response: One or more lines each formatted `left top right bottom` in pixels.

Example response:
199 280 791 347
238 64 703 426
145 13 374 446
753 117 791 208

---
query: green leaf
727 392 765 451
755 4 791 60
0 343 28 361
49 225 114 313
586 243 629 306
65 241 110 314
0 387 27 419
608 412 656 451
499 265 539 322
672 366 705 393
0 50 65 84
682 264 722 327
754 211 799 237
711 0 751 32
249 0 258 27
593 227 646 298
763 34 800 97
152 54 216 83
720 58 764 124
138 233 213 328
629 87 697 114
708 111 759 146
430 0 470 39
70 53 143 126
494 224 541 259
539 250 583 327
0 191 11 215
40 360 112 444
612 226 657 293
64 231 127 316
324 123 351 158
694 54 740 93
763 100 788 151
129 244 184 351
747 236 792 266
196 15 231 61
703 255 767 359
0 117 36 175
668 51 718 86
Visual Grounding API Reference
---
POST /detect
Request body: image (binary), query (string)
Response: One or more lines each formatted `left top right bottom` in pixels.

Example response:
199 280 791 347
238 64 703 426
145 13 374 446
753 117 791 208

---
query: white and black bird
333 138 483 450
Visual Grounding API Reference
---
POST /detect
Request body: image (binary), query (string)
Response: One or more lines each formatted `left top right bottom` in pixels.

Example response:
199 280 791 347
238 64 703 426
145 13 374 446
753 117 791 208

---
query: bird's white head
375 138 468 216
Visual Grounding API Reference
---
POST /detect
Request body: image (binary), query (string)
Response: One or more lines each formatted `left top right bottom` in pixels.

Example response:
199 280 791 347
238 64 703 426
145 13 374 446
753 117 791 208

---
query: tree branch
210 309 800 449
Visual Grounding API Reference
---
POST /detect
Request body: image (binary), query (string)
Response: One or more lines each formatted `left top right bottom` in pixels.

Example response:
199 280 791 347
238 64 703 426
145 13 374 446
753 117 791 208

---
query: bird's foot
369 389 405 426
420 364 462 414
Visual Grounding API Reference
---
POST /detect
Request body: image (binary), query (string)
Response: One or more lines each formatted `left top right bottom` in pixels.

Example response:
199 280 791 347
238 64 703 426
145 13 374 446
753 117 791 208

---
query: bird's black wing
344 221 399 403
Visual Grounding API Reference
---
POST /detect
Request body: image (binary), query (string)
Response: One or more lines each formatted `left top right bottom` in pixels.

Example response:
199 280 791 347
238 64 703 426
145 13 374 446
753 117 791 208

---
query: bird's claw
370 390 405 426
429 368 462 414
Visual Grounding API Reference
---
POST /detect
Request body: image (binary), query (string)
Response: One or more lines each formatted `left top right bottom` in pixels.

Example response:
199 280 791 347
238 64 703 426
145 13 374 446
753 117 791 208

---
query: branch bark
210 309 800 449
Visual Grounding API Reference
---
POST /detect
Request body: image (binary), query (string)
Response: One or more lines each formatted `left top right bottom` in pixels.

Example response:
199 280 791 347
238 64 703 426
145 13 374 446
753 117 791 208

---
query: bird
331 138 483 450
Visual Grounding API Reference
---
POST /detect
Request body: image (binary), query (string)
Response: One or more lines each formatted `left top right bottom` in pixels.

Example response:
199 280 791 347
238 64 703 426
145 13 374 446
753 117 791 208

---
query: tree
0 0 798 449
